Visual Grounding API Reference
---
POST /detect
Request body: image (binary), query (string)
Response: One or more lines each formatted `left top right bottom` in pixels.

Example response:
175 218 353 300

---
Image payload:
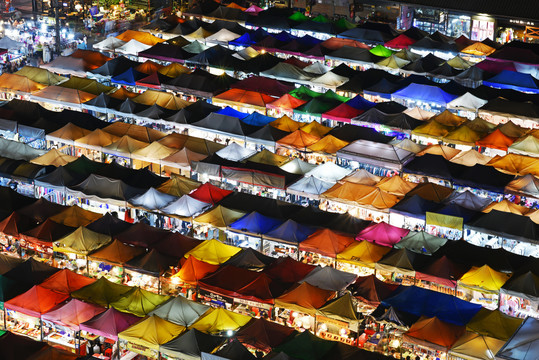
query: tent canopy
111 286 170 317
149 296 210 327
118 315 185 351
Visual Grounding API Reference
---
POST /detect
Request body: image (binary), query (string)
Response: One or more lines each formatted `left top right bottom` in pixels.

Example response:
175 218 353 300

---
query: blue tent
297 34 323 48
346 95 376 110
273 31 298 43
389 195 440 220
391 83 458 106
483 70 539 94
241 112 274 126
111 68 147 86
263 219 316 244
229 211 284 235
229 33 256 47
382 286 481 326
216 106 249 119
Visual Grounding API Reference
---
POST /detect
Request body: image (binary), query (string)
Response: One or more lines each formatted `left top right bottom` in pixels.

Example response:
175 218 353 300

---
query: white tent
128 187 178 211
341 169 382 185
160 195 212 218
204 29 240 44
448 92 488 112
115 39 152 55
303 62 330 75
279 158 317 175
216 143 256 161
93 37 127 52
300 266 357 291
304 162 352 183
0 137 45 161
286 176 334 199
310 72 349 89
403 107 435 120
390 138 426 154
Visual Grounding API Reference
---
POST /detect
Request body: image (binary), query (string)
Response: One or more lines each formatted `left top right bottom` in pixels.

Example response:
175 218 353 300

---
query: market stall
87 239 145 283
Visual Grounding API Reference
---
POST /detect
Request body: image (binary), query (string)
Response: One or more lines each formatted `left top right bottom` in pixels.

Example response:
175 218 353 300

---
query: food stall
457 265 511 310
336 240 390 277
299 228 355 267
315 293 360 346
87 239 145 283
124 249 177 293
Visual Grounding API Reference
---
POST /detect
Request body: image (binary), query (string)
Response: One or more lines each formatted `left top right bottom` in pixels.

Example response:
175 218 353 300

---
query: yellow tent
482 199 530 215
450 150 492 166
184 28 214 41
356 187 401 209
446 56 473 70
322 182 375 205
103 135 149 157
336 240 390 267
157 174 202 197
158 63 191 78
465 309 524 341
448 332 505 360
102 122 166 143
443 126 483 146
46 123 91 143
376 55 410 69
116 30 165 46
111 287 170 317
412 120 454 139
118 315 185 357
184 239 241 265
15 66 68 85
59 76 115 95
269 115 301 132
131 142 178 163
487 153 539 176
74 129 120 150
30 149 78 167
0 73 47 94
193 205 247 230
49 205 102 227
109 87 138 99
461 42 495 56
133 90 191 110
300 121 332 138
53 227 112 255
31 85 97 105
508 135 539 157
190 307 250 334
458 265 511 292
376 175 417 196
431 110 468 127
307 135 349 154
246 149 289 166
417 144 461 160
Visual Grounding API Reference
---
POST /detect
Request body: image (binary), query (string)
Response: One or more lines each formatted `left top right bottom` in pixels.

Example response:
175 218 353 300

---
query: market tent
274 328 335 360
80 307 141 341
348 274 398 306
114 222 169 248
356 222 409 247
189 183 232 204
133 90 190 110
229 211 284 235
496 317 538 360
483 70 539 94
299 228 355 258
16 66 67 85
160 195 212 219
116 30 165 46
461 42 495 56
246 149 289 166
46 123 91 144
274 282 335 315
222 248 274 271
213 88 275 111
466 308 524 341
5 285 69 317
415 255 470 288
384 34 417 49
279 158 316 175
190 307 250 334
450 150 492 167
509 135 539 157
267 94 308 113
376 176 417 197
85 213 132 237
500 271 539 303
394 231 447 255
0 73 46 94
173 255 219 285
286 176 334 199
449 332 505 360
193 205 246 230
128 187 177 211
150 233 201 260
4 257 60 286
443 190 491 211
336 240 390 268
39 268 96 294
487 154 539 176
483 199 529 215
74 128 120 150
404 316 466 351
263 219 316 245
157 174 201 197
102 122 166 143
41 298 105 330
88 239 145 266
214 339 256 360
30 149 77 167
405 182 454 202
505 174 539 198
392 83 458 107
0 254 23 275
93 36 126 51
316 291 359 324
17 198 67 223
49 206 101 227
40 56 93 77
305 161 352 182
300 266 357 291
184 239 241 265
59 75 114 95
232 76 295 98
458 264 511 294
31 86 97 106
71 276 132 307
476 129 516 151
149 296 210 327
263 256 316 284
444 126 483 146
110 286 170 317
235 318 295 353
160 328 225 360
382 286 482 325
216 143 256 161
68 174 146 206
118 315 185 353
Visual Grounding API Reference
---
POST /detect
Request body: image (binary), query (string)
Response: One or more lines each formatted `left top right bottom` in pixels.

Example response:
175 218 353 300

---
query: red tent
0 212 36 237
415 256 470 288
355 222 409 247
349 274 399 306
384 34 417 49
404 316 465 351
20 219 75 250
263 256 316 284
175 255 219 285
267 94 307 112
299 228 356 258
235 318 296 353
189 183 232 204
5 285 69 317
322 103 363 123
283 56 310 69
231 76 295 98
39 269 96 294
275 282 335 314
476 129 515 151
41 298 105 330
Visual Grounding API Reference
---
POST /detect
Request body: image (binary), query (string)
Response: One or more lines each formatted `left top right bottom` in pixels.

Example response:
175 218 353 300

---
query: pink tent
355 222 409 247
244 4 263 13
79 307 141 341
41 299 106 330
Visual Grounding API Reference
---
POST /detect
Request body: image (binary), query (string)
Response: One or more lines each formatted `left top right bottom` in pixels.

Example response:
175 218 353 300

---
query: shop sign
319 331 355 345
199 289 234 306
234 298 272 310
126 342 158 359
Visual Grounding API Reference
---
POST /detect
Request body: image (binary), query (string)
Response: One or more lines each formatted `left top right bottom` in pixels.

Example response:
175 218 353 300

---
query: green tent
110 287 170 317
294 98 341 117
275 330 336 360
393 231 447 255
289 11 309 22
63 155 105 176
53 226 112 255
319 90 349 103
289 86 323 101
335 18 356 31
369 45 394 58
316 292 359 323
71 277 132 307
312 14 330 23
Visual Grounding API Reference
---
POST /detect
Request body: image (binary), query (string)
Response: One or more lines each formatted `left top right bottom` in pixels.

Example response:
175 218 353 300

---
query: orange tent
31 86 97 105
102 122 166 143
299 228 356 257
5 285 69 317
267 94 307 112
487 153 539 176
275 282 335 315
277 129 320 149
213 89 275 109
46 123 91 143
173 255 219 285
116 30 165 46
412 120 454 139
269 115 302 132
476 129 515 150
226 2 246 10
70 49 111 69
461 42 495 56
0 73 46 94
135 60 164 75
109 87 138 99
88 239 145 265
404 316 465 351
321 37 369 50
49 206 102 227
0 212 35 237
39 268 96 294
430 110 468 127
355 187 401 209
376 176 417 197
482 199 530 215
323 182 400 209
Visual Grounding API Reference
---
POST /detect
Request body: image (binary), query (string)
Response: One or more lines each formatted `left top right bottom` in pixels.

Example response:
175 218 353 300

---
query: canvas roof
30 149 77 167
110 287 169 317
466 308 524 341
458 265 511 292
0 73 46 94
404 316 466 351
31 86 96 106
449 332 505 360
160 328 225 359
5 285 69 317
274 330 335 360
263 256 316 284
286 176 335 199
71 277 132 307
79 307 141 341
299 228 355 257
39 268 95 294
116 30 165 46
235 318 295 353
500 271 539 302
15 66 67 85
149 296 209 327
505 174 539 198
184 239 241 265
160 195 212 219
53 224 111 256
49 206 101 227
496 317 539 360
190 182 232 204
274 282 335 315
41 298 105 331
300 266 357 291
190 307 250 334
119 315 185 352
173 255 219 285
356 221 409 247
336 240 390 267
88 239 145 265
348 274 398 306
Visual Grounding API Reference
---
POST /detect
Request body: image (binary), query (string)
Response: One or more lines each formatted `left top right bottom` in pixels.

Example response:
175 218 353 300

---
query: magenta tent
41 298 106 331
475 60 516 74
355 221 409 247
80 307 141 341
